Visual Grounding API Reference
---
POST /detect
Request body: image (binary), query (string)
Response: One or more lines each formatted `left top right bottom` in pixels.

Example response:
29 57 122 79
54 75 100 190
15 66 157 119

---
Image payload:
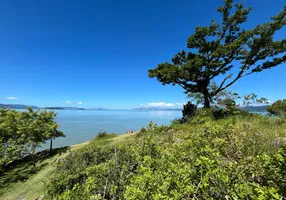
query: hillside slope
45 113 286 199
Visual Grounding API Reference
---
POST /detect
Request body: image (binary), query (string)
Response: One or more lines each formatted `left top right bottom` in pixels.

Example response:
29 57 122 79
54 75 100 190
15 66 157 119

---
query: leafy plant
182 101 197 121
267 99 286 117
0 107 65 168
96 130 109 138
46 114 286 199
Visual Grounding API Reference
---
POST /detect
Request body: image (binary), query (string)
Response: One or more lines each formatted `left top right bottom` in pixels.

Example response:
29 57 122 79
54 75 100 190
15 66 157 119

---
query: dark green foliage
212 108 240 119
267 99 286 117
46 115 286 199
148 0 286 108
211 106 250 120
182 101 197 121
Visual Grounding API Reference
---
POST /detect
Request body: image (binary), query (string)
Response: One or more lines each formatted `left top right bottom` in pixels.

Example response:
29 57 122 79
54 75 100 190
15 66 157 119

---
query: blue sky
0 0 285 109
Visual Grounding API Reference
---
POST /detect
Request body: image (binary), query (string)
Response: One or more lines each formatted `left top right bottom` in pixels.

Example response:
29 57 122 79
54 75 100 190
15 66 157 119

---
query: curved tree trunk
203 90 211 108
50 139 53 152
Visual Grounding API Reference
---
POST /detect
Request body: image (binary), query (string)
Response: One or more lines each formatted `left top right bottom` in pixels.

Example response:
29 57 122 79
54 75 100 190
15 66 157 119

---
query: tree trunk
31 144 37 168
203 92 211 108
50 139 53 152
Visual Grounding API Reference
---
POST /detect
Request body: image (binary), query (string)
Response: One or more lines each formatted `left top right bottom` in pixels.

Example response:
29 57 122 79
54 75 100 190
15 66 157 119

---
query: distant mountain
0 103 269 113
44 107 65 110
0 104 111 111
86 108 108 111
0 104 38 109
44 107 110 111
133 107 182 111
240 105 268 112
44 107 86 110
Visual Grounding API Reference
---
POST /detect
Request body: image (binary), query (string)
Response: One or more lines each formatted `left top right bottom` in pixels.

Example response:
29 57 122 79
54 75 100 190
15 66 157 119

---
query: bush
139 127 147 133
182 101 197 121
46 115 286 199
96 130 109 138
212 107 250 120
267 99 286 117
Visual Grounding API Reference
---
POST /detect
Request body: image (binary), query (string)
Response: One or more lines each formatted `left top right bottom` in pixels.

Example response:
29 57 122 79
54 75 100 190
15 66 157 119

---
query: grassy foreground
46 113 286 199
0 134 135 200
0 148 67 200
1 113 286 199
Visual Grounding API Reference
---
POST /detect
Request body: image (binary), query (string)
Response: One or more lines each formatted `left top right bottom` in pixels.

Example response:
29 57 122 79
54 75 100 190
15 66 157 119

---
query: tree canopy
0 107 65 168
267 99 286 117
148 0 286 108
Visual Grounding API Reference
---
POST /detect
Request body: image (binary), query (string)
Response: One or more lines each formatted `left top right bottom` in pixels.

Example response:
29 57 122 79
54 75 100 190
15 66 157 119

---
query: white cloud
5 97 18 100
64 100 72 104
175 103 186 106
140 102 186 108
140 102 175 108
77 102 83 105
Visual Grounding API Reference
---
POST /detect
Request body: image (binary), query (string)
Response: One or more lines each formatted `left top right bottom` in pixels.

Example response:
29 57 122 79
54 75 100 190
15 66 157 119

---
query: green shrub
139 127 147 133
212 107 251 119
182 101 197 121
95 130 117 140
267 99 286 117
46 115 286 199
96 130 109 138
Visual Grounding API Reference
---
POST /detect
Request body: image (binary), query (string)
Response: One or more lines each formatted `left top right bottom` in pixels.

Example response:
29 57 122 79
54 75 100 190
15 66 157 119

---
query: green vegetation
0 107 65 170
1 106 286 199
148 0 286 108
45 111 286 199
1 0 286 199
0 142 90 200
267 99 286 117
0 147 68 200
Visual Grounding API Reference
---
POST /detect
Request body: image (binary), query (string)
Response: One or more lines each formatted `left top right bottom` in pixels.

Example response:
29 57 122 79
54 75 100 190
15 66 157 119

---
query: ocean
39 110 182 150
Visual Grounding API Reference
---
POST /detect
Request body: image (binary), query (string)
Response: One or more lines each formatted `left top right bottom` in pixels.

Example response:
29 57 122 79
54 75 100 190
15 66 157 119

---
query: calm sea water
39 110 182 150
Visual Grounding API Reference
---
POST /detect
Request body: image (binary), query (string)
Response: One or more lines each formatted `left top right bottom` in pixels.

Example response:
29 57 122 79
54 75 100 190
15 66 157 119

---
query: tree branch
214 68 245 94
212 74 233 95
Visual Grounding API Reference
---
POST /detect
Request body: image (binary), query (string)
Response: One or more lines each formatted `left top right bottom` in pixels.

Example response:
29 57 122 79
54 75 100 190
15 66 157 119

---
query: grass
0 147 69 200
0 134 135 200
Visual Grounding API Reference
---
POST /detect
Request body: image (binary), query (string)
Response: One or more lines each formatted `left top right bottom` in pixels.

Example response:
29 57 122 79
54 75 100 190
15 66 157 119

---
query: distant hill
240 105 268 112
44 107 86 110
44 107 65 110
1 103 268 112
133 107 182 111
0 104 116 111
86 108 108 111
0 104 38 109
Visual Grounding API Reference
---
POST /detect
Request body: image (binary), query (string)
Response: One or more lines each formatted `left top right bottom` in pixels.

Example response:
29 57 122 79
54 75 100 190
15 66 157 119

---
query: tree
267 99 286 117
0 107 65 167
22 108 65 153
0 109 26 166
148 0 286 108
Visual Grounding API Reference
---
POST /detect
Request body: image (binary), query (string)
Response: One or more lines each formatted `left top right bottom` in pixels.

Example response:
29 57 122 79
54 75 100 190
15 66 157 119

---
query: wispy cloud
77 101 83 105
175 103 186 107
5 97 18 100
64 100 72 104
140 102 184 108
